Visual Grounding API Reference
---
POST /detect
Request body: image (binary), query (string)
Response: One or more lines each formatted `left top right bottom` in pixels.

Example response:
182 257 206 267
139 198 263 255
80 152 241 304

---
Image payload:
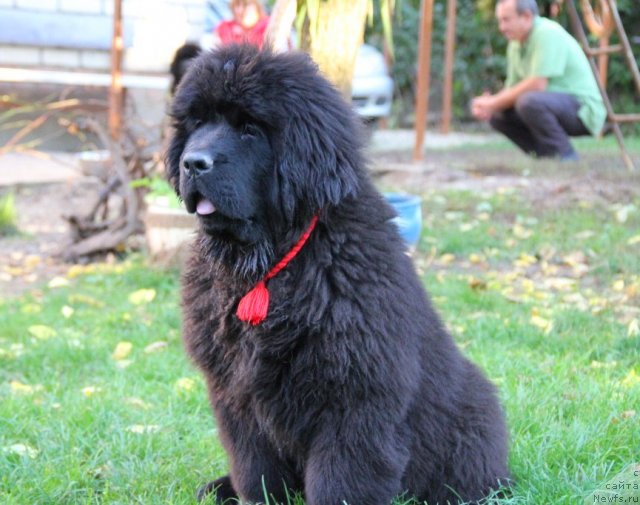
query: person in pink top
213 0 270 48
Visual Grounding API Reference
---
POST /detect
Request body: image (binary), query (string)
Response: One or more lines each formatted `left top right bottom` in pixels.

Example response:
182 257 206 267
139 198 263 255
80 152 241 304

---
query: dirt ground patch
373 148 640 209
1 146 639 298
0 179 101 298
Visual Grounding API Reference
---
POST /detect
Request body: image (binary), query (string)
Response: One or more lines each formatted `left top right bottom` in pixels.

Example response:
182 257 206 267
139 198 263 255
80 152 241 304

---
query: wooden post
440 0 457 134
109 0 124 140
606 0 640 94
598 36 609 88
413 0 435 160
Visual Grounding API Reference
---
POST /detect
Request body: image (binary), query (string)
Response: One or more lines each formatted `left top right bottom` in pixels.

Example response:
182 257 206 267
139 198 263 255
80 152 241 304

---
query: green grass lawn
1 182 639 504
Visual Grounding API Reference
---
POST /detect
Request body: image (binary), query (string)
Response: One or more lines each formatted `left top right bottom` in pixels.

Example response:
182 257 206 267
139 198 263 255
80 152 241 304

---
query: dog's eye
241 123 260 138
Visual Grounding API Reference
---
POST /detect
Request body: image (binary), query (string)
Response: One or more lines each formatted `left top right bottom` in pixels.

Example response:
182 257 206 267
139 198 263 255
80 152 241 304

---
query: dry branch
61 117 154 261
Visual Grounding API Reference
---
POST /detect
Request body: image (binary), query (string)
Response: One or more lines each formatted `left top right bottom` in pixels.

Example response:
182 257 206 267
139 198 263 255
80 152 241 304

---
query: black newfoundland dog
166 44 509 505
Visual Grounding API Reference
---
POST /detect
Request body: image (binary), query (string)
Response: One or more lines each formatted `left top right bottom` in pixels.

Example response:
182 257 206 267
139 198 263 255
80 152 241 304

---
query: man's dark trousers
489 91 590 159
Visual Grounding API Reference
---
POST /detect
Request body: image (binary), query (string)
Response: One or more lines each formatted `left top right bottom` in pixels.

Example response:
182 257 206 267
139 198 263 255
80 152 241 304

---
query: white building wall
0 0 207 73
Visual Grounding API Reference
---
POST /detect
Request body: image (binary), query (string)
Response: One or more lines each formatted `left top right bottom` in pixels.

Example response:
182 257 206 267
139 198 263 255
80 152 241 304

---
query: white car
351 43 394 123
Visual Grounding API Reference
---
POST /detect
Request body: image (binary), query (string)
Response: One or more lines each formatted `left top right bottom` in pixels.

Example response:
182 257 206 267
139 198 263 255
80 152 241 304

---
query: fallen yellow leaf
61 306 74 319
541 261 559 276
438 253 456 266
530 314 553 334
628 319 640 338
574 230 595 240
10 380 34 395
562 251 588 267
174 377 196 393
82 386 102 397
4 266 24 277
128 289 156 305
20 303 41 314
521 278 535 294
614 204 636 223
68 294 104 307
468 277 487 291
112 342 133 361
512 223 532 239
24 255 41 269
48 276 70 288
2 443 39 458
627 235 640 246
144 341 168 354
621 410 636 419
545 277 576 291
589 360 618 369
469 253 485 264
66 264 95 279
28 325 57 340
514 253 537 268
612 279 625 291
620 370 640 388
126 424 160 434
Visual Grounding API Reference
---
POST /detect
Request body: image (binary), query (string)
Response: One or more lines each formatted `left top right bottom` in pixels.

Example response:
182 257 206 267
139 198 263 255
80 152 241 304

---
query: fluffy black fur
166 44 510 505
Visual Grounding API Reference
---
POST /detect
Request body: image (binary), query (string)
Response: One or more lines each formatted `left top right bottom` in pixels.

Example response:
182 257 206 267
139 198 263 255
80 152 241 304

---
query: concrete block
59 0 102 14
15 0 57 10
42 48 81 68
0 9 118 50
0 45 41 66
79 49 111 70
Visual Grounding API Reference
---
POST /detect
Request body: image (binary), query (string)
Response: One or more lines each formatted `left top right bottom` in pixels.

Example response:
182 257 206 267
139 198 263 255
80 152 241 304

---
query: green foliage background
367 0 640 126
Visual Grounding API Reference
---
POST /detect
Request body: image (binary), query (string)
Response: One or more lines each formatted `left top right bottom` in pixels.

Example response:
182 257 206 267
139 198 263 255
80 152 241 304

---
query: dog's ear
274 123 361 220
271 56 364 220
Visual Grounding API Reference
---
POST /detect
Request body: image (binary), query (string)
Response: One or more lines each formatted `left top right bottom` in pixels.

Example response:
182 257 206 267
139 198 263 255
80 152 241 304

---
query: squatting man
471 0 606 161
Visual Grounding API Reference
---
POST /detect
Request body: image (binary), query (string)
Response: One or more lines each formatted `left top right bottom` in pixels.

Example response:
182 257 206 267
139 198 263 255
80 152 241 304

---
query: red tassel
236 280 270 325
236 215 319 325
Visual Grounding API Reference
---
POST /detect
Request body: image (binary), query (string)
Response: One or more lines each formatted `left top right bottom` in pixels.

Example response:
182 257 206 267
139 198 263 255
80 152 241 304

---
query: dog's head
166 44 365 249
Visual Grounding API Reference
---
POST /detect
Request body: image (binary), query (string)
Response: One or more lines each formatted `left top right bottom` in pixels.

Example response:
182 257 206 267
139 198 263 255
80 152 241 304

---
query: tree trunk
265 0 297 52
306 0 369 98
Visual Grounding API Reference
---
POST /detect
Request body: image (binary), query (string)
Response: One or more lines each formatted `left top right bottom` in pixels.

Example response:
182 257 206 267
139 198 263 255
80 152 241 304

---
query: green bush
366 0 639 126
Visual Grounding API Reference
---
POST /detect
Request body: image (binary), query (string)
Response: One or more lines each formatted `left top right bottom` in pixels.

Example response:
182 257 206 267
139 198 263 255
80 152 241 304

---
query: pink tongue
196 199 216 215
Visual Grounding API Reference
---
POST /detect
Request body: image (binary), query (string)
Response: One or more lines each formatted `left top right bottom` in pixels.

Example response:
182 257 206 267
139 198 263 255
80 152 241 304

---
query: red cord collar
236 215 319 325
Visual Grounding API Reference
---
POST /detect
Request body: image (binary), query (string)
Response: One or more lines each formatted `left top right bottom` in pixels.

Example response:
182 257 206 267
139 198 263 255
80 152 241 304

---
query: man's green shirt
505 16 606 136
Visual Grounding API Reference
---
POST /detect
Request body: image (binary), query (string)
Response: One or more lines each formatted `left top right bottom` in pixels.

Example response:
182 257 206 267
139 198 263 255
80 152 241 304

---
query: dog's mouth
184 190 217 217
196 197 216 216
183 187 259 243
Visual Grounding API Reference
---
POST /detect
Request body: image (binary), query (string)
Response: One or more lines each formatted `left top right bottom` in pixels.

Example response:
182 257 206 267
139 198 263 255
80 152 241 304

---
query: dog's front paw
197 474 237 503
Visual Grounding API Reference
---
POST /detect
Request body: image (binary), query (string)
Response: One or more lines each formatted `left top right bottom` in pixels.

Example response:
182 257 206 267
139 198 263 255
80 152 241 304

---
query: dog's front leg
304 419 408 505
212 405 300 503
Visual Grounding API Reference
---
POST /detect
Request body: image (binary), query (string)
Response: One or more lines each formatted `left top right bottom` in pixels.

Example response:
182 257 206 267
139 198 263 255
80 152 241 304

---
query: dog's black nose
182 152 214 173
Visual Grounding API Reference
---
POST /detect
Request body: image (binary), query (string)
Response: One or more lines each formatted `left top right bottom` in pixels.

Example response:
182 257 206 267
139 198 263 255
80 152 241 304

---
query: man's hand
471 77 548 122
471 92 496 121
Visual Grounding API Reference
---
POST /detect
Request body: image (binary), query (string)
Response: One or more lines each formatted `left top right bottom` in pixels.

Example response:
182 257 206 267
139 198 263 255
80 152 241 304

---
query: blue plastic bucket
384 193 423 248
